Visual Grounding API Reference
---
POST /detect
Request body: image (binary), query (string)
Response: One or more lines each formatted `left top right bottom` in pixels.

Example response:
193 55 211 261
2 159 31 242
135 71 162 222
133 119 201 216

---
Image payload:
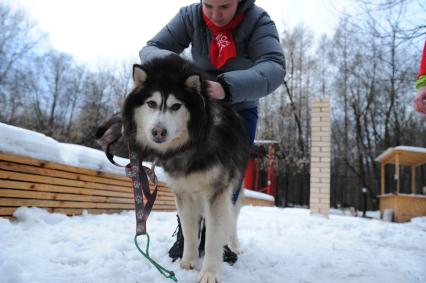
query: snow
244 189 274 201
0 207 425 283
392 146 426 154
1 122 426 282
0 122 128 176
0 122 172 184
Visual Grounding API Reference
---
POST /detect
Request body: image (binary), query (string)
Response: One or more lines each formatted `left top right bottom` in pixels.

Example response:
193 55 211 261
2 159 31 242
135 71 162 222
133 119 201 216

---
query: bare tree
0 3 45 123
35 51 74 136
355 0 426 39
326 1 424 208
60 65 86 139
74 69 119 147
257 23 316 206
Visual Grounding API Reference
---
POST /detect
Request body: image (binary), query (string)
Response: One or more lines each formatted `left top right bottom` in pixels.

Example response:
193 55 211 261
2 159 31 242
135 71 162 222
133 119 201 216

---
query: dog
122 54 249 283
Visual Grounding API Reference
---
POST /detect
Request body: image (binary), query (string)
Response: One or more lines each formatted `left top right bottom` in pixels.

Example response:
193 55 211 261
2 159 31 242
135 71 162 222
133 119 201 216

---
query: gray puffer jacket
139 0 285 111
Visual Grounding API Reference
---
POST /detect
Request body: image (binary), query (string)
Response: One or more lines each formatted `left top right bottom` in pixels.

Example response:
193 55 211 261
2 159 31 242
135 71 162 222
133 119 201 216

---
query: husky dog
122 54 249 283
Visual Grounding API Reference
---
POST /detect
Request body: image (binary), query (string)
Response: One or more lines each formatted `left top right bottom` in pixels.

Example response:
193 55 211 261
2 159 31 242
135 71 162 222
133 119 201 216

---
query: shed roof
375 146 426 166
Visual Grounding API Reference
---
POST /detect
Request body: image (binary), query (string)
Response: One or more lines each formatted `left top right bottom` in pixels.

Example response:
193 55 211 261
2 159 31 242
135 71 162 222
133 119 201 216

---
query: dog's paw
229 242 243 255
180 260 196 270
198 271 221 283
230 246 243 255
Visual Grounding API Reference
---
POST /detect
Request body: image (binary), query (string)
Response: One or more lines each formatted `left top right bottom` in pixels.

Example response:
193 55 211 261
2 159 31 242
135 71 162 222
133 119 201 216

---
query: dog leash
95 113 177 282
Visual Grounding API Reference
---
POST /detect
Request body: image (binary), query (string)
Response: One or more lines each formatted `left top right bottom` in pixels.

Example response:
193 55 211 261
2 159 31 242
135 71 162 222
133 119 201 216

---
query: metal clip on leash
96 113 177 282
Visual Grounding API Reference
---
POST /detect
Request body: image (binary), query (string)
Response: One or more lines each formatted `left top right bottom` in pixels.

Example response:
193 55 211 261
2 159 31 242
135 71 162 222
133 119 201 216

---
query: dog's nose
151 127 167 142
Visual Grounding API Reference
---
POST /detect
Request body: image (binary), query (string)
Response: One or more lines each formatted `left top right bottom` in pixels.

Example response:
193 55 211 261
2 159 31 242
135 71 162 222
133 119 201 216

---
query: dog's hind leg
176 194 199 270
229 191 243 255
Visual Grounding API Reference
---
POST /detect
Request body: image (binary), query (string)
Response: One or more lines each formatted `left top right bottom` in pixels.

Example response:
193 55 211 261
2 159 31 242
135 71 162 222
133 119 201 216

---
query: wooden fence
0 152 274 218
0 152 176 217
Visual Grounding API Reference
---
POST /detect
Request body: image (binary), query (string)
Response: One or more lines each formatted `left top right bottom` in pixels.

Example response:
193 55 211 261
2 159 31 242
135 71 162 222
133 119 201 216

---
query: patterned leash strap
95 113 177 282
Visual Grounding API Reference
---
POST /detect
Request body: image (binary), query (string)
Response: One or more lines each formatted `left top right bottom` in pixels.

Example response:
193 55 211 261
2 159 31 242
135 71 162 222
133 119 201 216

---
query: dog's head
122 55 209 157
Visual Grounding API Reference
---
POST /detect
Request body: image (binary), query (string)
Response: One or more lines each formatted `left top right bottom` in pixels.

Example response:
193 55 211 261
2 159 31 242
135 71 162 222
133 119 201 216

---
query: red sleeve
418 40 426 79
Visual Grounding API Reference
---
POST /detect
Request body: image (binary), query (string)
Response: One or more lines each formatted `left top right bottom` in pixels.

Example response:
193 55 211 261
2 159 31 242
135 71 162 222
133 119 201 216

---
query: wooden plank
0 170 172 194
381 163 385 195
376 148 426 167
0 161 130 187
0 195 175 207
0 207 128 217
379 194 395 220
0 153 177 217
52 208 128 216
0 170 132 193
394 150 426 166
0 152 129 182
379 194 426 222
0 152 170 186
0 189 134 204
0 198 134 209
0 203 175 217
0 207 16 216
0 180 174 203
394 195 426 222
0 180 134 198
0 180 175 201
395 153 400 193
243 197 274 207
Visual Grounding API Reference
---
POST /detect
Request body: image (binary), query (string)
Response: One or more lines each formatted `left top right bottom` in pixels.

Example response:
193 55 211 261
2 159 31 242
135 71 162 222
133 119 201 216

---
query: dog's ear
184 74 201 94
132 64 147 88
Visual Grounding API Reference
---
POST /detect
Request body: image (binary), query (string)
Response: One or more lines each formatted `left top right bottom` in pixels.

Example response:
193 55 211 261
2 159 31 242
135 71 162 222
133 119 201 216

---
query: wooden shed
375 146 426 222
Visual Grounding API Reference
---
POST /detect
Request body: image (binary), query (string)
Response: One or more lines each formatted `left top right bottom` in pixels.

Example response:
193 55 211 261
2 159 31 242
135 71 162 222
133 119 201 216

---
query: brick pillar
309 98 331 217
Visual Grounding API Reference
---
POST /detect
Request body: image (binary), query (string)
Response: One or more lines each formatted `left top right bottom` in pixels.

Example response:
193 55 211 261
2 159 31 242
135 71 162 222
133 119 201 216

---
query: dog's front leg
198 191 233 283
175 194 199 270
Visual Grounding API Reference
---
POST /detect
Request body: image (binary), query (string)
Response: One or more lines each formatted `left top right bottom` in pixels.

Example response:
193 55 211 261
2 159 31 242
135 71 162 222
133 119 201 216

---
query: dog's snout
151 127 167 143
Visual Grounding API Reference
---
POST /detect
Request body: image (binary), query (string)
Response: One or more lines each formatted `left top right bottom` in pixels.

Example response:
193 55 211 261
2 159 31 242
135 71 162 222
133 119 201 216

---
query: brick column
309 98 331 217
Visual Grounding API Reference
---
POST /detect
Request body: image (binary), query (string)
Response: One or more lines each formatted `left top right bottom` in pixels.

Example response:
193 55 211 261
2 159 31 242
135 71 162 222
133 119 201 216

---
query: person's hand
206 80 225 100
414 86 426 114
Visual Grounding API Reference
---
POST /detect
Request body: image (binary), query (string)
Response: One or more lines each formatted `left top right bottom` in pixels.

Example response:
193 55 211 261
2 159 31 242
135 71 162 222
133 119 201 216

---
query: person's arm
414 85 426 114
217 10 286 103
139 6 194 63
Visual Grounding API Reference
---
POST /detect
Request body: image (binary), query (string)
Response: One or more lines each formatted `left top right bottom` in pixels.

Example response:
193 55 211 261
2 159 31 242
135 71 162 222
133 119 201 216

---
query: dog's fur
122 55 249 283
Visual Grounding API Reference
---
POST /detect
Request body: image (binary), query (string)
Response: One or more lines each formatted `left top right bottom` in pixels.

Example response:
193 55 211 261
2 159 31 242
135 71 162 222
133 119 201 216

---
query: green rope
134 234 178 282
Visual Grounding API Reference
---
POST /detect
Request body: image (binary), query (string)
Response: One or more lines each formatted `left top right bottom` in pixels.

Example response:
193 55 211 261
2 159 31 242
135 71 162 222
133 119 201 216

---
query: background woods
1 1 425 210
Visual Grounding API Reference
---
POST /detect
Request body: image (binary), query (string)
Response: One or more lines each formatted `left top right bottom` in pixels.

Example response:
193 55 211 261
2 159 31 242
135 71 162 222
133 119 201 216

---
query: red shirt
418 41 426 78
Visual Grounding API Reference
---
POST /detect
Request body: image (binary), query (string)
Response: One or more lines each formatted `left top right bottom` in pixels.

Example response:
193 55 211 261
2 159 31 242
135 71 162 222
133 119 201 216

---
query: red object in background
243 159 255 189
243 143 278 197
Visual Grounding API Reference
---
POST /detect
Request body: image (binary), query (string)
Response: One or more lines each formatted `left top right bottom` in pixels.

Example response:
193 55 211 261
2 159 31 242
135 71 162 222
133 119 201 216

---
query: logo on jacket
215 32 231 56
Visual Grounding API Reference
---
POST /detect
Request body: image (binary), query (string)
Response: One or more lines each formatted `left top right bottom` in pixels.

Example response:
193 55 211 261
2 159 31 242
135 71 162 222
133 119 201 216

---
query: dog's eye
170 104 181 111
146 101 157 108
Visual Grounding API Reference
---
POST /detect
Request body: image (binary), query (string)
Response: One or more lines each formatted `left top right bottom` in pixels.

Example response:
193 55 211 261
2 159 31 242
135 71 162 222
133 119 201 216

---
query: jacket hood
198 0 255 14
237 0 255 13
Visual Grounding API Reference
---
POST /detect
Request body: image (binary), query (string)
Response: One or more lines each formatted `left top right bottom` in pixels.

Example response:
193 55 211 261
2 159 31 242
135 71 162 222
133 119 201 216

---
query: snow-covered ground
1 122 426 282
1 206 425 283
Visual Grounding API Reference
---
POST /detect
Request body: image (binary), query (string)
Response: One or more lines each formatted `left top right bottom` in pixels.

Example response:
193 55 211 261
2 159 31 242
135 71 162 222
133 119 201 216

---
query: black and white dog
122 54 249 283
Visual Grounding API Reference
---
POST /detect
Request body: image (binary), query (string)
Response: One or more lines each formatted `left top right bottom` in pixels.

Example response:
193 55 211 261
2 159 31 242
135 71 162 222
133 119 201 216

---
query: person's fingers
206 81 225 100
414 95 426 114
